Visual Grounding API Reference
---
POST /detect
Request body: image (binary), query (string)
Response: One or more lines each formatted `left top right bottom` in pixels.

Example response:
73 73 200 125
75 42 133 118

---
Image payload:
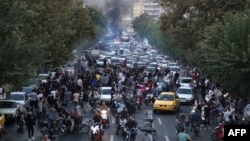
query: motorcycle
16 111 26 131
90 98 100 112
117 118 127 135
192 122 200 137
100 110 109 128
135 96 143 109
124 127 137 141
144 93 153 106
211 123 224 141
61 117 91 135
39 116 66 136
90 123 102 141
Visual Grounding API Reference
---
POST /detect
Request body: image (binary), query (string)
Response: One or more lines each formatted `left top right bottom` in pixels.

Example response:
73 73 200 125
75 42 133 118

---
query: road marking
165 135 170 141
110 135 114 141
157 117 162 124
112 117 115 124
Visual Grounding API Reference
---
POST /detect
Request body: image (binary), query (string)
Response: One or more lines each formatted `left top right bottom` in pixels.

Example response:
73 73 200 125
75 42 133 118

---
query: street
1 105 213 141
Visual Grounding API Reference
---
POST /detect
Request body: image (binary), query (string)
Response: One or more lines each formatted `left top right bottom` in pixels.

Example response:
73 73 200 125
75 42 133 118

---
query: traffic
0 32 249 141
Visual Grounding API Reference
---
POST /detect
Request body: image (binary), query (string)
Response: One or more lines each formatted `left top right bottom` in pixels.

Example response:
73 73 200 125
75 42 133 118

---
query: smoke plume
85 0 136 37
106 0 135 37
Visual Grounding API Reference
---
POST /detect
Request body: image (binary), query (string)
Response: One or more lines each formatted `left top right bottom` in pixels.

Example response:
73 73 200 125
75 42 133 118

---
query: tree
0 0 107 88
132 14 166 50
159 0 248 63
198 10 250 97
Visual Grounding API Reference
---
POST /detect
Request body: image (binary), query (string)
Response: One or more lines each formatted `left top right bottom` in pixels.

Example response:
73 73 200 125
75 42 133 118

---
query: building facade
133 0 163 21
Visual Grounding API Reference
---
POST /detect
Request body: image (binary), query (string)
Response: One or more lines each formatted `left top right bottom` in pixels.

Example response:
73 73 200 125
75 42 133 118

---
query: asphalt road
1 105 213 141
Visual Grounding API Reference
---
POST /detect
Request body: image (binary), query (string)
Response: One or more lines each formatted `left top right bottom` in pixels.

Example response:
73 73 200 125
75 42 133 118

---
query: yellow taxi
153 92 180 113
0 113 5 133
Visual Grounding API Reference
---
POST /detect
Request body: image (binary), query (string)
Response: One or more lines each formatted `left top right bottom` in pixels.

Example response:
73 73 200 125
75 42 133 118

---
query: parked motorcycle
211 123 224 141
90 123 102 141
100 110 109 128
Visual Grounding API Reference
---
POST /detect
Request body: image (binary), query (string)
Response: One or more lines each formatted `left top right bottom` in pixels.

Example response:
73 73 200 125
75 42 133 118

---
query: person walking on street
178 127 193 141
142 131 153 141
26 110 36 141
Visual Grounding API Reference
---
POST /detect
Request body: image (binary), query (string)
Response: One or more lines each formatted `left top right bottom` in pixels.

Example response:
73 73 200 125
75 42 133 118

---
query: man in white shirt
142 131 153 141
223 109 232 123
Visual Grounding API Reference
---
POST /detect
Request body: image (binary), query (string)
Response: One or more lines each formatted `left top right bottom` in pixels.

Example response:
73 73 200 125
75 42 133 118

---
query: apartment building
133 0 163 21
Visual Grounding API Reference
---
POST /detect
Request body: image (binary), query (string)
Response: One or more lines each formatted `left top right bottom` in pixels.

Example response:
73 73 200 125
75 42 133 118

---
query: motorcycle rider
100 101 109 111
176 110 187 134
178 127 193 141
47 106 58 135
116 107 129 135
70 107 79 132
92 111 103 137
124 116 137 139
189 110 201 133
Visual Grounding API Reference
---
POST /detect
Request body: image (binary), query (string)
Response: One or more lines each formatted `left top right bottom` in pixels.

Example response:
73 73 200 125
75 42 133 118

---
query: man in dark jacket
26 110 36 141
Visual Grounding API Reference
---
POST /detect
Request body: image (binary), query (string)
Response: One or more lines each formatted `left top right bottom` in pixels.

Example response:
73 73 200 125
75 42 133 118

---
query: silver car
176 86 194 104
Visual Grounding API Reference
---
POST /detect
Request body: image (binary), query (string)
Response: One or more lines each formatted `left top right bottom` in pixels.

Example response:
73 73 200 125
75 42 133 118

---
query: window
181 79 192 83
11 94 25 101
177 89 192 94
102 89 111 95
158 94 174 101
0 102 16 108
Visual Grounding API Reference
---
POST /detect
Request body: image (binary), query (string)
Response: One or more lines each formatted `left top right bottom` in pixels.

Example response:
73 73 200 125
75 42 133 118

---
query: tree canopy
0 0 107 88
198 10 250 97
132 14 166 51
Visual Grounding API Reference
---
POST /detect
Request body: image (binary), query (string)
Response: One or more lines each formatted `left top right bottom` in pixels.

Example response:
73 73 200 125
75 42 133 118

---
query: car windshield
146 67 155 72
178 88 192 94
158 94 174 101
171 67 180 72
112 59 120 63
21 87 33 94
102 89 111 95
181 79 192 83
11 94 25 101
0 102 16 108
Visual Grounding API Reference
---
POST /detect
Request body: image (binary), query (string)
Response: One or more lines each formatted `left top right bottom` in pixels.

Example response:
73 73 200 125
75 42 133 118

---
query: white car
176 86 194 104
10 92 28 105
179 77 193 87
170 66 181 75
0 100 22 121
100 87 112 104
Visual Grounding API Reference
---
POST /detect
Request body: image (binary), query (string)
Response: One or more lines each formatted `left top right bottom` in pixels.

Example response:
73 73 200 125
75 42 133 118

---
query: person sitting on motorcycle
100 101 109 111
92 111 102 137
116 107 128 135
47 106 58 135
70 107 80 132
58 103 69 118
178 127 193 141
176 110 187 134
189 110 201 133
125 116 137 139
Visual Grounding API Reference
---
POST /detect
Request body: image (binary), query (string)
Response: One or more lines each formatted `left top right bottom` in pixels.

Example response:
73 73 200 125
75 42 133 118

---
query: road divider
157 117 162 125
